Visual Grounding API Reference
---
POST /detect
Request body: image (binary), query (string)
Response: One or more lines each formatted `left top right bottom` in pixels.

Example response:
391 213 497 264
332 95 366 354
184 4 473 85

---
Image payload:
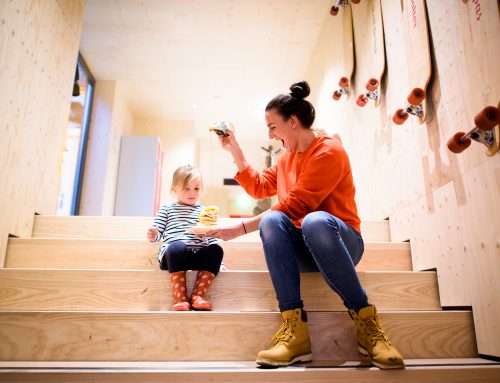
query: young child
147 164 224 311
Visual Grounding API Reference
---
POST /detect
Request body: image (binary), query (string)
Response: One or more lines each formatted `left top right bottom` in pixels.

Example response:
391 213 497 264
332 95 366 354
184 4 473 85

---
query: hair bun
289 81 310 99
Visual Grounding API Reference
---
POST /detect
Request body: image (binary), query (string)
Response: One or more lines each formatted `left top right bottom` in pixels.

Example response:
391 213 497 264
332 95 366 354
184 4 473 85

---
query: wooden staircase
0 215 499 382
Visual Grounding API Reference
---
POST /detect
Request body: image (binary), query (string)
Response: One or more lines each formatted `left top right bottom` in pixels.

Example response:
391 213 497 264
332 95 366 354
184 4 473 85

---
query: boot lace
271 319 294 345
364 315 391 347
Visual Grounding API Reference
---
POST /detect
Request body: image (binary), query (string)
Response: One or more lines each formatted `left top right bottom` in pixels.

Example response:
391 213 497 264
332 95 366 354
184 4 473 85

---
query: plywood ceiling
80 0 330 140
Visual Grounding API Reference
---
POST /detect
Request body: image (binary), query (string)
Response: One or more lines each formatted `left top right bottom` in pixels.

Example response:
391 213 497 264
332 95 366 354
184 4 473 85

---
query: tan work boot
256 308 313 367
348 305 405 369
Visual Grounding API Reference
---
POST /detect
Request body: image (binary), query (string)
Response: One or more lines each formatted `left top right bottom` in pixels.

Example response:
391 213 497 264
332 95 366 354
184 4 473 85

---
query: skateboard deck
329 1 355 101
352 0 386 107
392 0 432 125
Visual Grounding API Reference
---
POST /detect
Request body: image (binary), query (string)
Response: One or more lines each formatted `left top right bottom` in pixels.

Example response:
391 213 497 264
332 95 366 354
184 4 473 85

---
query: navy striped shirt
151 202 220 262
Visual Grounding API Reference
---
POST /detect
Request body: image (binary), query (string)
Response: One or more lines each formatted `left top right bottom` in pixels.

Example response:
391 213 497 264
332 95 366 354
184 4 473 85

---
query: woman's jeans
259 210 368 312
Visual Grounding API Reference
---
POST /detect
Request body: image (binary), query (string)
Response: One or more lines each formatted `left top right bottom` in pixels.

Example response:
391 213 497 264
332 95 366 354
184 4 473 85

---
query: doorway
56 53 95 215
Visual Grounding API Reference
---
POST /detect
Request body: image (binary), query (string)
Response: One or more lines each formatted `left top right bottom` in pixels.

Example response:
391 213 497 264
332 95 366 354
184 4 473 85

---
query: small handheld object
209 121 235 137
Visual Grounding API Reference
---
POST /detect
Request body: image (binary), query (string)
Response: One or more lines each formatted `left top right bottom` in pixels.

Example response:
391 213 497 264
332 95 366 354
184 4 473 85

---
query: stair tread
1 360 498 383
1 358 498 369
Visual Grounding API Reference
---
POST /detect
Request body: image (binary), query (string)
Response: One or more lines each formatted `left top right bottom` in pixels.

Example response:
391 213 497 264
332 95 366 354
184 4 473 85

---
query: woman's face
265 108 297 152
174 176 201 206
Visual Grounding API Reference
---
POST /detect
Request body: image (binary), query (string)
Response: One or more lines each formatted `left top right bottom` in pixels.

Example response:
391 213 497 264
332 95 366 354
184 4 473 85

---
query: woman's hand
218 128 240 153
205 222 245 241
147 226 158 241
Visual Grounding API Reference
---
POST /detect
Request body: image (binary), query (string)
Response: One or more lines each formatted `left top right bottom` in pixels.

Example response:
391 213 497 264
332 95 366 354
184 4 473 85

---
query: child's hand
147 226 159 241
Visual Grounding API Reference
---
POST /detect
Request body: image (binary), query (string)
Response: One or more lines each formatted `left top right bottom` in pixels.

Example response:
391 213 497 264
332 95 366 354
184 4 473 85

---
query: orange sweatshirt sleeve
234 164 278 199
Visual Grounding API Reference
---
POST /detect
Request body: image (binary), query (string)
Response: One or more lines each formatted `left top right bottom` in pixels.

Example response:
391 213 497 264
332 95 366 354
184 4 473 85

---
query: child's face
175 176 201 206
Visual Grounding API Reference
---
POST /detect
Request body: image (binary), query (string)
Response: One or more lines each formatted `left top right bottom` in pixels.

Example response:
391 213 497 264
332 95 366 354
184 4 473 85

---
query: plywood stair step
1 359 499 383
31 215 392 242
5 238 412 271
0 311 477 361
0 269 440 311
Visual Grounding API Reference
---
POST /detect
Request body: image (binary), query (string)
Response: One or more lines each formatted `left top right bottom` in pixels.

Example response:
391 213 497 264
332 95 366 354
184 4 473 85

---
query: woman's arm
205 210 269 241
218 129 249 172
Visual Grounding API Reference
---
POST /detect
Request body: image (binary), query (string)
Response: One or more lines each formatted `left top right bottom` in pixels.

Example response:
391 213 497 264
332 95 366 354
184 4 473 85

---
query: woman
207 81 404 369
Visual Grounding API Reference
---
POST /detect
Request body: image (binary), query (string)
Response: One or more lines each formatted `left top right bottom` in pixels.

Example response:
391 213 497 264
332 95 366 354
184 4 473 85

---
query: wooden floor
1 360 499 383
0 215 496 381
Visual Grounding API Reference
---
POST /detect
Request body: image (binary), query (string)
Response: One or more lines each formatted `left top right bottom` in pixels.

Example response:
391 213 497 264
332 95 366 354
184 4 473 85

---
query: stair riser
0 311 477 361
31 216 391 242
5 239 412 271
0 270 440 311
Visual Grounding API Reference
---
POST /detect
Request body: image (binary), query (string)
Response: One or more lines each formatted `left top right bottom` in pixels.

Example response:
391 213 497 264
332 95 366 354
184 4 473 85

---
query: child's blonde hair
170 165 202 192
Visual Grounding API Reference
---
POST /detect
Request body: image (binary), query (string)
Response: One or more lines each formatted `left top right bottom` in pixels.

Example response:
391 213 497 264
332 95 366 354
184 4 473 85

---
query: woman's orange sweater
235 134 361 233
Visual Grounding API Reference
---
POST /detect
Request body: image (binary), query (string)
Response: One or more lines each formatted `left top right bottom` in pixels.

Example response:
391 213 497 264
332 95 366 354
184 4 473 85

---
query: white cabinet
114 136 163 216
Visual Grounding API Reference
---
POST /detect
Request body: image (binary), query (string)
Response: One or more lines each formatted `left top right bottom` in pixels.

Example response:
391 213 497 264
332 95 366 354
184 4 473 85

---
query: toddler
147 165 224 311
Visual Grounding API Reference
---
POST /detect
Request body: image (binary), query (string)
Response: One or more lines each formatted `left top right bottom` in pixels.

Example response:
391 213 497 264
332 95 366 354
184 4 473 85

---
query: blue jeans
259 210 368 312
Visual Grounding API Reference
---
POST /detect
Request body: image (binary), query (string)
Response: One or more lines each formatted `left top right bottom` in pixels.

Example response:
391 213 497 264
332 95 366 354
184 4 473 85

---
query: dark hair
265 81 315 128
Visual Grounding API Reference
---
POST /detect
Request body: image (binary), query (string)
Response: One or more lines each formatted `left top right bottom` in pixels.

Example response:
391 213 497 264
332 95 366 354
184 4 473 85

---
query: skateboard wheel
332 90 342 101
351 0 361 4
447 132 471 153
392 109 409 125
330 6 339 16
474 106 500 131
407 88 426 106
356 95 368 107
366 78 379 92
339 77 349 88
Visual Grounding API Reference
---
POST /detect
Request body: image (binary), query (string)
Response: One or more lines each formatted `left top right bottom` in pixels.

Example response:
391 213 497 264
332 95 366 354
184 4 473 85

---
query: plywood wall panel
306 0 499 356
0 0 85 264
458 158 500 356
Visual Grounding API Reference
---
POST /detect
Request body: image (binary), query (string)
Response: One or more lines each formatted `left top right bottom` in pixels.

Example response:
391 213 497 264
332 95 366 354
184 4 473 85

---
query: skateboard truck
447 106 499 156
392 88 426 125
332 77 351 101
356 78 379 107
330 0 360 16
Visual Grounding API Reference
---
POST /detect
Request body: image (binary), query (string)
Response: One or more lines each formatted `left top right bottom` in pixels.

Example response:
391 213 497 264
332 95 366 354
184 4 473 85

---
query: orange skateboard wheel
447 132 471 153
356 94 368 107
330 6 339 16
392 109 409 125
474 106 499 131
351 0 360 4
339 77 349 88
407 88 426 106
366 78 379 92
332 90 342 100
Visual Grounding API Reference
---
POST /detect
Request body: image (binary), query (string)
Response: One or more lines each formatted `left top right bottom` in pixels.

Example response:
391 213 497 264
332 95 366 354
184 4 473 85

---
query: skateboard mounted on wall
329 0 357 102
447 106 499 156
330 0 360 16
352 0 386 108
392 0 431 125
